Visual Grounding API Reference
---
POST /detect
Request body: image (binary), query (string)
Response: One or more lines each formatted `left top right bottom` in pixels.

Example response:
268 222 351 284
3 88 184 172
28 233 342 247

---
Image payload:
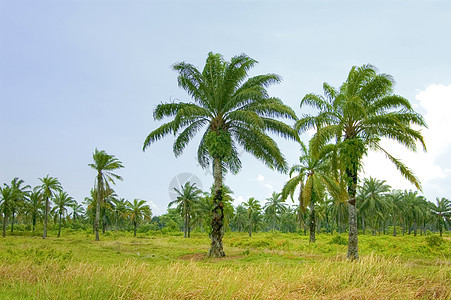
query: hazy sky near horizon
1 0 451 215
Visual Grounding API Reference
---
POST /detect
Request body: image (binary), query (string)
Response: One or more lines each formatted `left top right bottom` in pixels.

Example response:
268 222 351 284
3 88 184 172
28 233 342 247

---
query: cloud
265 183 274 190
257 174 265 181
363 84 451 199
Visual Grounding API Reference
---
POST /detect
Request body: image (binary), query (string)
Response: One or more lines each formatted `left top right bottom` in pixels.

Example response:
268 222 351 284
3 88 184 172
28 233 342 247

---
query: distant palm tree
296 65 426 259
1 185 14 237
9 178 30 233
231 205 248 232
143 52 298 257
403 190 427 236
25 190 44 231
169 182 202 238
38 175 62 239
430 197 451 237
357 177 390 235
126 199 152 237
243 197 261 237
111 198 128 230
282 141 344 242
89 149 124 241
51 191 75 237
70 202 85 222
264 192 287 231
386 189 404 236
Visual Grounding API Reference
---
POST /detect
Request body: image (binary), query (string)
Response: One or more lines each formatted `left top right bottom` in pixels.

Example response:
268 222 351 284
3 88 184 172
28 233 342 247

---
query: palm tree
296 65 426 259
1 185 14 237
357 177 390 235
169 181 202 238
386 189 404 236
243 197 261 237
143 52 298 257
430 197 451 237
111 198 128 230
89 149 124 241
263 192 287 231
231 205 247 232
38 175 62 239
25 190 44 231
9 178 30 233
281 141 344 242
125 199 152 237
51 191 75 237
403 190 427 236
70 202 85 222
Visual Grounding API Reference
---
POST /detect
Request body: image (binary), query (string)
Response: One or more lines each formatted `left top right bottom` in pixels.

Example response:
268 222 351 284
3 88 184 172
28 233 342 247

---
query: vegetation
3 55 451 298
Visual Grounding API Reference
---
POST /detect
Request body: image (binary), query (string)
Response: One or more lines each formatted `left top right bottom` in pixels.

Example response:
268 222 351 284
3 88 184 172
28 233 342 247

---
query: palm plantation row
1 52 438 260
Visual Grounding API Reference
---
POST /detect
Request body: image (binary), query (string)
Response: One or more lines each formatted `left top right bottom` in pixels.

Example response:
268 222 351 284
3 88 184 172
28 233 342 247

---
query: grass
1 230 450 299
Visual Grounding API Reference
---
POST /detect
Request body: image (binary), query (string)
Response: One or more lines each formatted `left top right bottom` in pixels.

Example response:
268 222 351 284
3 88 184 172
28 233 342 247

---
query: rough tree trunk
58 212 62 237
2 213 8 237
208 157 225 258
347 167 359 260
95 173 103 241
309 201 316 243
43 198 49 239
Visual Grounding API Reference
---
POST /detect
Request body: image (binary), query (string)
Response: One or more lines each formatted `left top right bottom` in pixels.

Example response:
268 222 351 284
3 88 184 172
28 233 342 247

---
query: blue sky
1 0 451 215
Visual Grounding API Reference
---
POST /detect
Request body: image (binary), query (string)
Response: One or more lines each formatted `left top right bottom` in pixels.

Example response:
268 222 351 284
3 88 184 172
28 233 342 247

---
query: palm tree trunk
10 211 15 233
393 216 397 237
347 167 359 260
58 212 62 237
208 156 225 258
248 214 252 237
309 201 316 243
32 214 36 232
134 221 137 237
413 221 417 236
43 198 49 239
95 173 103 241
2 213 8 237
362 216 366 235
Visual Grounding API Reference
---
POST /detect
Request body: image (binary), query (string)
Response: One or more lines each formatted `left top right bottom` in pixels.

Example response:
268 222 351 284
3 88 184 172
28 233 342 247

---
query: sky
1 0 451 215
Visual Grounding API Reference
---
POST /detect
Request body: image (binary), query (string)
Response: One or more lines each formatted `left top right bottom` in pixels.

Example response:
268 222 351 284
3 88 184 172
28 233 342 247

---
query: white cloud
265 183 274 191
363 83 451 199
257 174 265 181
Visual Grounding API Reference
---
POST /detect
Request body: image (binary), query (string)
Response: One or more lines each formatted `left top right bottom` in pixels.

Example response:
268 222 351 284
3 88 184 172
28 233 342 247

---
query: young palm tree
281 141 344 242
9 178 30 233
89 149 124 241
25 190 44 231
38 175 62 239
125 199 152 237
296 65 426 259
143 52 298 257
169 182 202 238
430 197 451 237
231 205 248 232
70 202 85 222
403 190 427 236
1 185 14 237
51 191 75 237
263 192 287 231
111 198 128 230
243 197 261 237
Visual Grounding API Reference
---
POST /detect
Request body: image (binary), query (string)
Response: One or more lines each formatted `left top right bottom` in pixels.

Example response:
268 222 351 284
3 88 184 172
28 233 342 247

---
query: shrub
425 235 444 248
329 235 348 245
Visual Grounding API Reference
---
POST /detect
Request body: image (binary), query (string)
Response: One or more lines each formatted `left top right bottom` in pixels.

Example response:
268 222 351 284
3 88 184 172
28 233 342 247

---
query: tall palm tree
357 177 390 235
263 192 287 231
38 175 62 239
89 149 124 241
281 141 344 242
296 65 426 259
1 185 14 237
125 199 152 237
430 197 451 237
169 182 202 238
243 197 261 237
9 178 30 233
143 52 298 257
51 191 75 237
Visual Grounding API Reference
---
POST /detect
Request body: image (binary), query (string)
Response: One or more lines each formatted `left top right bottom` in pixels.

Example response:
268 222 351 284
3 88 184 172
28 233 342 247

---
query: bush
329 235 348 245
425 235 444 248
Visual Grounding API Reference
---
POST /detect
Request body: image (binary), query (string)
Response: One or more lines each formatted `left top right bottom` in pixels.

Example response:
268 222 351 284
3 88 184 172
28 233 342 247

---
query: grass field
1 231 450 299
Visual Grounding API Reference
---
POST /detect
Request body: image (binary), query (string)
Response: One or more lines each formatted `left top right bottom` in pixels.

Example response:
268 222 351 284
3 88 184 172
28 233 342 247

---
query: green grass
1 231 450 299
